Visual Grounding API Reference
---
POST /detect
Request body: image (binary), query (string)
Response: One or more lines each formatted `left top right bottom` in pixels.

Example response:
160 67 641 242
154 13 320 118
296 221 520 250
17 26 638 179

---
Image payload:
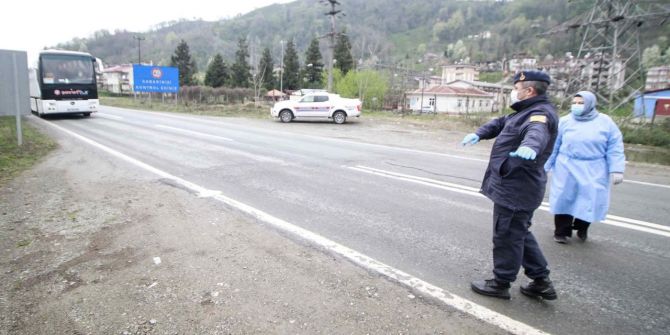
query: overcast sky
0 0 294 60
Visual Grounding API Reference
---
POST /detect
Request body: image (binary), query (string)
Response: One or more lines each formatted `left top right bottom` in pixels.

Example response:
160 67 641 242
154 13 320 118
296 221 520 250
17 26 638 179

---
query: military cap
513 70 551 84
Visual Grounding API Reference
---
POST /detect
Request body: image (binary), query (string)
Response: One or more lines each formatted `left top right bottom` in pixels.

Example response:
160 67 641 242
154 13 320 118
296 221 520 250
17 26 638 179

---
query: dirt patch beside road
0 123 506 334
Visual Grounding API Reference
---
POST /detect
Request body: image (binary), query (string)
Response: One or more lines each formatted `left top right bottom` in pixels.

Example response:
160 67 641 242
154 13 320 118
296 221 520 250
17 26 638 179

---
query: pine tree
258 47 275 91
283 39 300 91
204 53 229 88
170 40 197 86
230 38 251 88
334 31 354 75
303 38 324 89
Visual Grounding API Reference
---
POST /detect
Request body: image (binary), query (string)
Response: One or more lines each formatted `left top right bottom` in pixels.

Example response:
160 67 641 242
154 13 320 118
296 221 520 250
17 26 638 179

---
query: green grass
620 123 670 148
16 239 31 248
0 117 57 187
361 109 494 132
101 96 272 119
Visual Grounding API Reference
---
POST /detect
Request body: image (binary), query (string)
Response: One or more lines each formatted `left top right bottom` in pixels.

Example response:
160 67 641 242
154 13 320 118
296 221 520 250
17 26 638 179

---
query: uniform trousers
492 203 550 283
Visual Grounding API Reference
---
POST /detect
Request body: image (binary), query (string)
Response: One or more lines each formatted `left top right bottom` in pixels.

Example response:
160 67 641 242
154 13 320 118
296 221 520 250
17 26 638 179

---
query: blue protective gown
544 92 625 223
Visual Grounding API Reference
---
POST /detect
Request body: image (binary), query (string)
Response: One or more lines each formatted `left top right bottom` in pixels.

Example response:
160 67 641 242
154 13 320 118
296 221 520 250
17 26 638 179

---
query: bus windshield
41 54 95 85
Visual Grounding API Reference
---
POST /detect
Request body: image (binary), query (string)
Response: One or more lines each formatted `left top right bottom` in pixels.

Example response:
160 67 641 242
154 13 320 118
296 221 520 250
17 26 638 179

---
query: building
439 65 479 84
581 54 626 92
507 55 537 73
445 79 513 112
102 64 133 93
537 54 626 99
405 85 494 114
633 88 670 119
646 66 670 91
417 75 443 89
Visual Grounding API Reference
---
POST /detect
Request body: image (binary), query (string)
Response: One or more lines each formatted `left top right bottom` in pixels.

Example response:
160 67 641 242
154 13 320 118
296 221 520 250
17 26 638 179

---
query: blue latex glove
509 146 537 160
461 133 480 146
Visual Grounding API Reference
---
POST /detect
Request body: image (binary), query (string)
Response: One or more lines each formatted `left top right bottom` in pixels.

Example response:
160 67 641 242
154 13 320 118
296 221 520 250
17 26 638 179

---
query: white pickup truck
271 93 362 124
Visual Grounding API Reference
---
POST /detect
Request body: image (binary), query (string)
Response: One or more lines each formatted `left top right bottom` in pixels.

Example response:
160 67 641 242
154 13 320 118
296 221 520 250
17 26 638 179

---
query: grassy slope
0 117 57 187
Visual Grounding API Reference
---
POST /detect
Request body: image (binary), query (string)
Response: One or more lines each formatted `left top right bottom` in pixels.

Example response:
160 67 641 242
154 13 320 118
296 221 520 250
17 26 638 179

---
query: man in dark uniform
461 70 558 300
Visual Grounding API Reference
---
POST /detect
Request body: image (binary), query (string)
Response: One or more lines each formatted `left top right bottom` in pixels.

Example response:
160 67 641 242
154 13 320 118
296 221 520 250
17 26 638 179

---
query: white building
645 66 670 91
581 55 626 92
439 65 479 84
405 85 494 114
508 56 538 73
446 80 513 112
102 64 133 93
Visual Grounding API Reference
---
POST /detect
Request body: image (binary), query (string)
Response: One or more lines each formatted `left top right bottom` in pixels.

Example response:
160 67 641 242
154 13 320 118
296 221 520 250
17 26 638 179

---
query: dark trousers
554 214 591 237
492 204 550 283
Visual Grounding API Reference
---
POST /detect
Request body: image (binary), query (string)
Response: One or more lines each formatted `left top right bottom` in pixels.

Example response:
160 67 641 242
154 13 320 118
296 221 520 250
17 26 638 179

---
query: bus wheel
82 113 91 117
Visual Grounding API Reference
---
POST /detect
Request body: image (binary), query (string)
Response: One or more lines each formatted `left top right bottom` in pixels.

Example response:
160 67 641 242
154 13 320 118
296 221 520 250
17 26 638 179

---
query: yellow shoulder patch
530 115 547 123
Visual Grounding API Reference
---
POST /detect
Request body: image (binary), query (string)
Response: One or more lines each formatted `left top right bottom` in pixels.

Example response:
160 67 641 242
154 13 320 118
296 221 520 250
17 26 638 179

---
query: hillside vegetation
55 0 670 70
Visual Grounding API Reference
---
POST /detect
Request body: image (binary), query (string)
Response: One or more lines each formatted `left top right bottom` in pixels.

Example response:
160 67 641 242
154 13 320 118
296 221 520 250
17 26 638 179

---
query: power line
544 0 670 112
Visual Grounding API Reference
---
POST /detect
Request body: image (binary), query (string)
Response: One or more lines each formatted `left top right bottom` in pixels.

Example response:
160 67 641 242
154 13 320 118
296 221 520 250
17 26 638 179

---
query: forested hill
55 0 669 70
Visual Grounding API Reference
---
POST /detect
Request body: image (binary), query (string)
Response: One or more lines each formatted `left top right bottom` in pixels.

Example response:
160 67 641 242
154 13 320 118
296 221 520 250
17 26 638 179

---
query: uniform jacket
476 95 559 211
544 92 625 222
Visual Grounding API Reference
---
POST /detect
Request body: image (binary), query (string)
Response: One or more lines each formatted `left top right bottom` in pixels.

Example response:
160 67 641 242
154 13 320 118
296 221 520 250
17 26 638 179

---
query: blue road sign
133 65 179 93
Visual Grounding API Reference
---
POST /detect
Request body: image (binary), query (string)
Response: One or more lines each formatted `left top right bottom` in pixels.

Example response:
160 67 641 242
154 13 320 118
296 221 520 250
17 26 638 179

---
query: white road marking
96 112 124 121
40 118 550 335
155 124 234 142
350 165 670 238
624 179 670 189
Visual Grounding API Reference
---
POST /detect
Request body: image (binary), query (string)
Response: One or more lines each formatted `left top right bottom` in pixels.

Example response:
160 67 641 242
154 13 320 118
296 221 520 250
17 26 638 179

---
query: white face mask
510 89 520 105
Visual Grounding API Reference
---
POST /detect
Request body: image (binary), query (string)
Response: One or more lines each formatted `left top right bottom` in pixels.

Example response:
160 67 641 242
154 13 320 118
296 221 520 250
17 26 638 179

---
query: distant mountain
54 0 669 71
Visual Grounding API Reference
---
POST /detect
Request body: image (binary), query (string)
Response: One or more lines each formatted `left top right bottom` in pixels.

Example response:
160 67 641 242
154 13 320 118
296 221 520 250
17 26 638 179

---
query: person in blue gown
544 91 625 244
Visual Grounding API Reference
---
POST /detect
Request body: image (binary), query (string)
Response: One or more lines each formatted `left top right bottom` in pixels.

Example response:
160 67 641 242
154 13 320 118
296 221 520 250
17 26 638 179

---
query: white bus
29 50 100 117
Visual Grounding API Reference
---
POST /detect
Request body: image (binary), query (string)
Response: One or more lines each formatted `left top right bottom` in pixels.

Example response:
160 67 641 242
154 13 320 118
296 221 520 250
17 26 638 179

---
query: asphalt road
37 106 670 335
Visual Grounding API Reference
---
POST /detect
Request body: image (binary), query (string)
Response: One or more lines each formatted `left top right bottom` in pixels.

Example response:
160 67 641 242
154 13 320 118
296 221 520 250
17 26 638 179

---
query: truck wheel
82 112 91 117
279 110 293 123
333 111 347 124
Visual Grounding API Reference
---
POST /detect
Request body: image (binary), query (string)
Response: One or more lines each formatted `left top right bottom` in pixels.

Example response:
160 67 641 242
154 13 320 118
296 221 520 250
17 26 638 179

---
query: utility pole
280 40 284 93
133 35 145 64
321 0 343 92
543 0 670 112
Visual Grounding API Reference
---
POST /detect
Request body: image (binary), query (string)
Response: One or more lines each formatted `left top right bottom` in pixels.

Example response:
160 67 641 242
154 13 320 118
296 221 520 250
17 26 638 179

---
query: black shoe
471 279 511 300
577 229 588 241
520 278 557 300
554 235 568 244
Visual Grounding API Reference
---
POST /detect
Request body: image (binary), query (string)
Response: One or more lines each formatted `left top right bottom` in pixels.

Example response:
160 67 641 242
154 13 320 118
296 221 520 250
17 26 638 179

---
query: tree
204 53 229 88
334 31 354 75
446 40 468 62
432 21 449 42
283 39 300 90
643 45 662 69
334 70 388 110
258 47 275 91
303 38 324 89
444 10 465 42
230 38 251 88
170 39 197 86
663 46 670 65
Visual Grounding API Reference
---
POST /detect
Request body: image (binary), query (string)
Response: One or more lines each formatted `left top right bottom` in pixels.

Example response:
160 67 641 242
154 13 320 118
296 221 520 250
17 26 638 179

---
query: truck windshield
41 54 94 85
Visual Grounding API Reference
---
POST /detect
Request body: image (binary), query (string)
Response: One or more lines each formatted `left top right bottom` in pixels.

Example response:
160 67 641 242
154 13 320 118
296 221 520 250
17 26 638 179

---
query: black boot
520 278 557 300
471 279 511 299
577 228 588 241
574 219 590 241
